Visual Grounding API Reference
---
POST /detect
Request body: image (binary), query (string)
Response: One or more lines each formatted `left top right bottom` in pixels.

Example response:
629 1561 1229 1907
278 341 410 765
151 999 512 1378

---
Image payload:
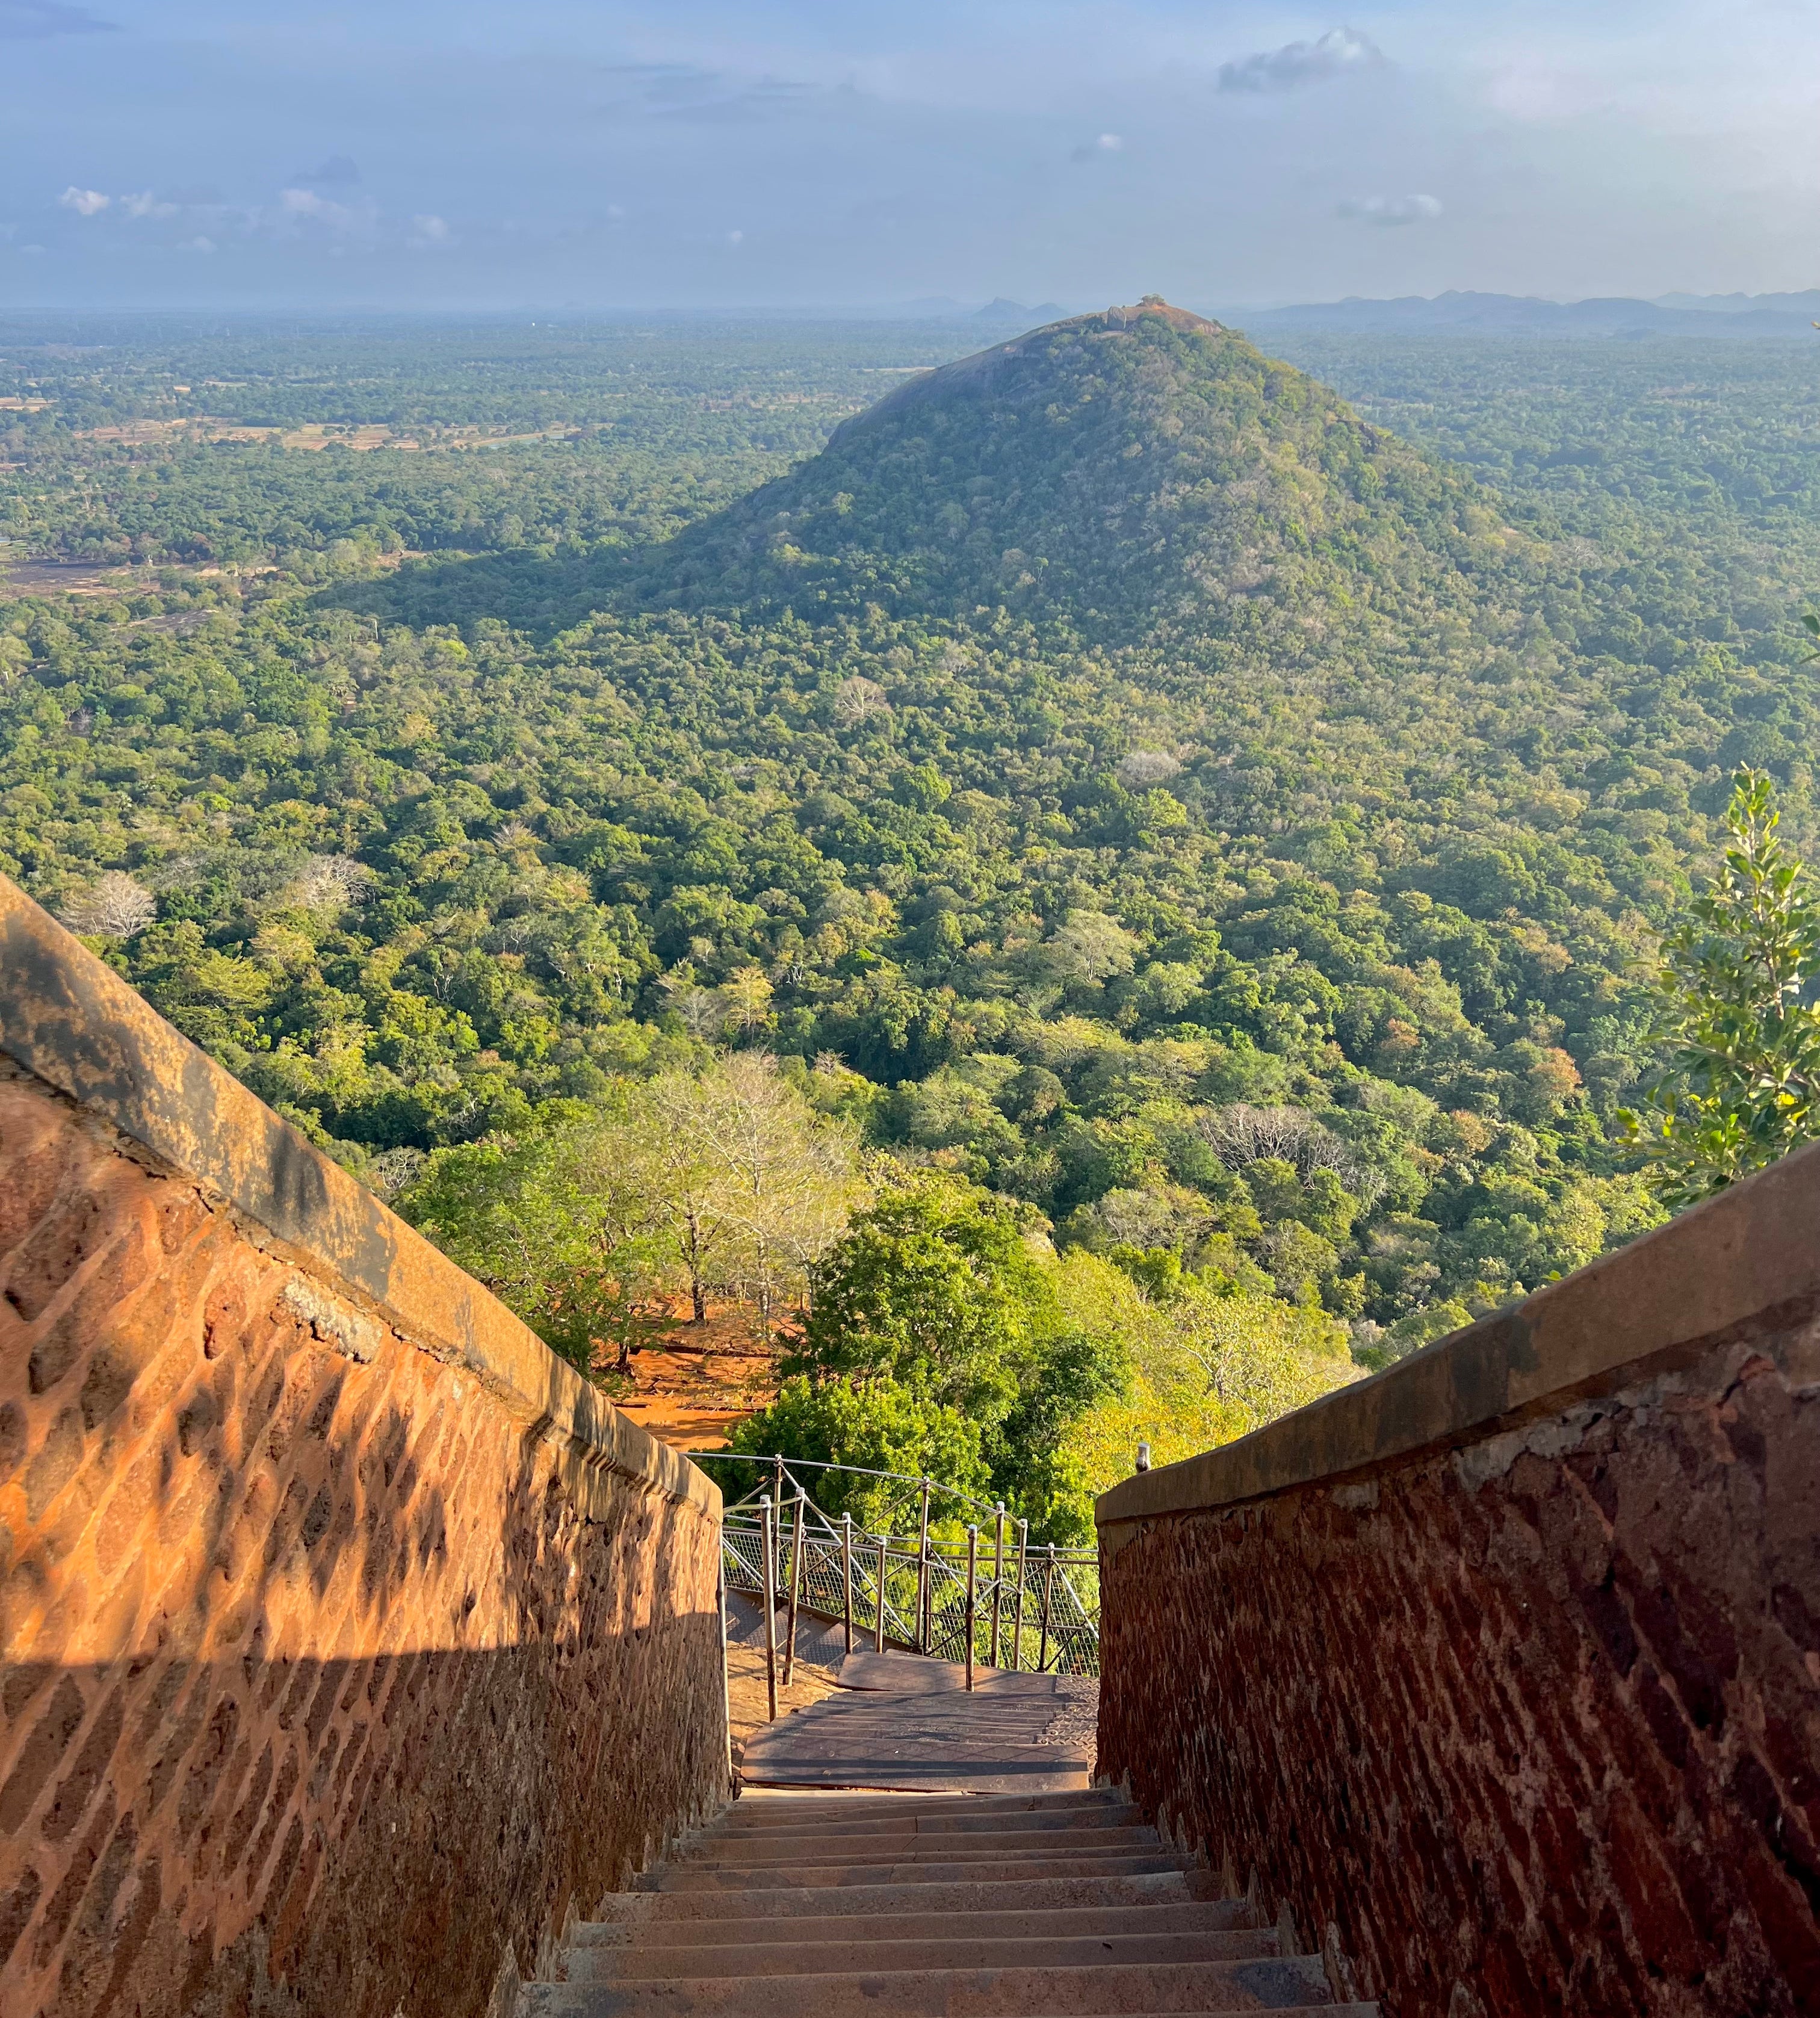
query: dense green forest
2 306 1816 1502
0 316 968 570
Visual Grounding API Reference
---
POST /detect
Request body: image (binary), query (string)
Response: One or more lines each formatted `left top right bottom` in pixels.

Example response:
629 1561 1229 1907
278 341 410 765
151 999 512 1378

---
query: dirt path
725 1644 842 1768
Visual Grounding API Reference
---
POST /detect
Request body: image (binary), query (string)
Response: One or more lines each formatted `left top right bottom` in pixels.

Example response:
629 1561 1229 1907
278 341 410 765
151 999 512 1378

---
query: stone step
676 1825 1159 1868
741 1700 1076 1736
716 1801 1142 1841
739 1769 1095 1798
574 1901 1257 1949
521 1954 1341 2016
592 1872 1201 1923
641 1851 1190 1893
567 1928 1282 1982
719 1789 1126 1829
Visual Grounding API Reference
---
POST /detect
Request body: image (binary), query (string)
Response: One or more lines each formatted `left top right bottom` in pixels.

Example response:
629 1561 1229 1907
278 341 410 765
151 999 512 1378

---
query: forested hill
3 311 1817 1358
643 299 1506 646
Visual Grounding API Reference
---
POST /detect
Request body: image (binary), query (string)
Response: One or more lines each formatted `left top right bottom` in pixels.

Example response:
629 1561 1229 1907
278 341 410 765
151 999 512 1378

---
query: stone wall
0 877 728 2018
1097 1142 1820 2018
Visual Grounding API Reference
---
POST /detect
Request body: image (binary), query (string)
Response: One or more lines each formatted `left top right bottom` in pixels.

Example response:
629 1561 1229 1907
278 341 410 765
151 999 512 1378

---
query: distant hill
974 297 1066 323
1654 289 1820 317
1244 290 1820 339
642 299 1505 642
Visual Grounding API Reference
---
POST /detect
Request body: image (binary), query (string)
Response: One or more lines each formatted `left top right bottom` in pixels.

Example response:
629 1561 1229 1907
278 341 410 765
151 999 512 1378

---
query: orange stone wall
1098 1141 1820 2018
0 1060 726 2018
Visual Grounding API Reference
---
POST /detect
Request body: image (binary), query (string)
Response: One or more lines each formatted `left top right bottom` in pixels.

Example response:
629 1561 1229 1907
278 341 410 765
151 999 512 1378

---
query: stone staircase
523 1787 1377 2017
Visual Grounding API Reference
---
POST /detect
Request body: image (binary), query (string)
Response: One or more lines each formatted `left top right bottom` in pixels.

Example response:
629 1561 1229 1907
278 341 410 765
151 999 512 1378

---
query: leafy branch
1621 767 1820 1206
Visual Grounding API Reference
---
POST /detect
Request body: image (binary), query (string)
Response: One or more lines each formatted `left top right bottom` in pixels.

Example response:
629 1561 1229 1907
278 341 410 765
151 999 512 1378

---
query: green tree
397 1094 678 1374
1622 769 1820 1206
784 1172 1050 1417
770 1173 1127 1538
1063 1261 1355 1494
721 1376 988 1531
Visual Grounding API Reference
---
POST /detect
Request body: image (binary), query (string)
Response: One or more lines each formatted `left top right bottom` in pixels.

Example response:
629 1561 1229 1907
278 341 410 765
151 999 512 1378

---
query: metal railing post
917 1478 932 1653
990 1502 1005 1670
964 1524 978 1692
760 1494 778 1721
1036 1543 1056 1676
841 1512 854 1654
782 1487 805 1688
676 1456 1100 1680
717 1540 733 1791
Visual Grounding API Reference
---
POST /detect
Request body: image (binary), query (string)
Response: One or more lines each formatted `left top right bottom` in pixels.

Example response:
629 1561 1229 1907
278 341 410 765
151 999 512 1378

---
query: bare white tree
649 1054 859 1337
61 871 156 939
367 1146 428 1201
1116 750 1183 790
832 675 890 726
661 977 728 1041
1196 1103 1383 1206
285 853 375 911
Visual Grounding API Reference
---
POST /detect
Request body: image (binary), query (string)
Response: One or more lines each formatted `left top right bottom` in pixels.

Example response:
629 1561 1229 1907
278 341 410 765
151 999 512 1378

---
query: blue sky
4 1 1814 309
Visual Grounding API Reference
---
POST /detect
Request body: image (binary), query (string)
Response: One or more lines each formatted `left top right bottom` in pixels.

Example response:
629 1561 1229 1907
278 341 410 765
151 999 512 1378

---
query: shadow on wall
1095 1136 1820 2017
0 1067 725 2018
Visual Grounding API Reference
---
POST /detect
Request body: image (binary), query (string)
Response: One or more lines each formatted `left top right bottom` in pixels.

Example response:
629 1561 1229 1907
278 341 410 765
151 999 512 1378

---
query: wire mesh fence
698 1451 1100 1676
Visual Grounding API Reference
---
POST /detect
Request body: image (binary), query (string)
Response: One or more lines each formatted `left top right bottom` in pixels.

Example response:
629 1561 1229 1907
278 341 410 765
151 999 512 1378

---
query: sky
2 0 1816 311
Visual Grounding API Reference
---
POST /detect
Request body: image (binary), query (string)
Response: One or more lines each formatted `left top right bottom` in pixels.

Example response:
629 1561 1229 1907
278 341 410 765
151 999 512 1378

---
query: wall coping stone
1098 1132 1820 1532
0 873 715 1520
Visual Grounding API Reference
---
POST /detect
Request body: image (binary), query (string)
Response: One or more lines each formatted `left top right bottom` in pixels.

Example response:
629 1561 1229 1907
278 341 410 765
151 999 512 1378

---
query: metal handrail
711 1455 1100 1690
684 1448 1022 1527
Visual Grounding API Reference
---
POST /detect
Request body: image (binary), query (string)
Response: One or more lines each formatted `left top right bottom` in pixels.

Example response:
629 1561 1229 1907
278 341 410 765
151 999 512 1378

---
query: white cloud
178 235 216 253
409 213 453 246
275 185 384 244
1338 193 1444 227
120 190 179 220
13 0 1818 303
58 185 110 215
1096 132 1124 152
280 185 353 226
1218 26 1381 93
727 227 744 244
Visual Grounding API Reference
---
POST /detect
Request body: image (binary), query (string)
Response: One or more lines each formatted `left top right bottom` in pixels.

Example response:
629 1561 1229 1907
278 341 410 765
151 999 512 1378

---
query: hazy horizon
5 1 1815 311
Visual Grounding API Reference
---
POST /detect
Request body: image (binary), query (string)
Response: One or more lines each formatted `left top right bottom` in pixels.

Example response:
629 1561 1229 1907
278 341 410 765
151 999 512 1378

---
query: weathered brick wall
0 881 727 2018
1098 1153 1820 2017
0 1070 726 2018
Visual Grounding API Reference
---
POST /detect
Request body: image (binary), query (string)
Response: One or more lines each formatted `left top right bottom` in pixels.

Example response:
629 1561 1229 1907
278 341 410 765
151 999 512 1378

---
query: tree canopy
5 308 1818 1496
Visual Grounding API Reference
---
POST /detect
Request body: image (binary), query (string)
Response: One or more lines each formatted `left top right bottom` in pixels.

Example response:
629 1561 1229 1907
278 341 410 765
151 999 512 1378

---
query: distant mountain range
1237 289 1820 339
